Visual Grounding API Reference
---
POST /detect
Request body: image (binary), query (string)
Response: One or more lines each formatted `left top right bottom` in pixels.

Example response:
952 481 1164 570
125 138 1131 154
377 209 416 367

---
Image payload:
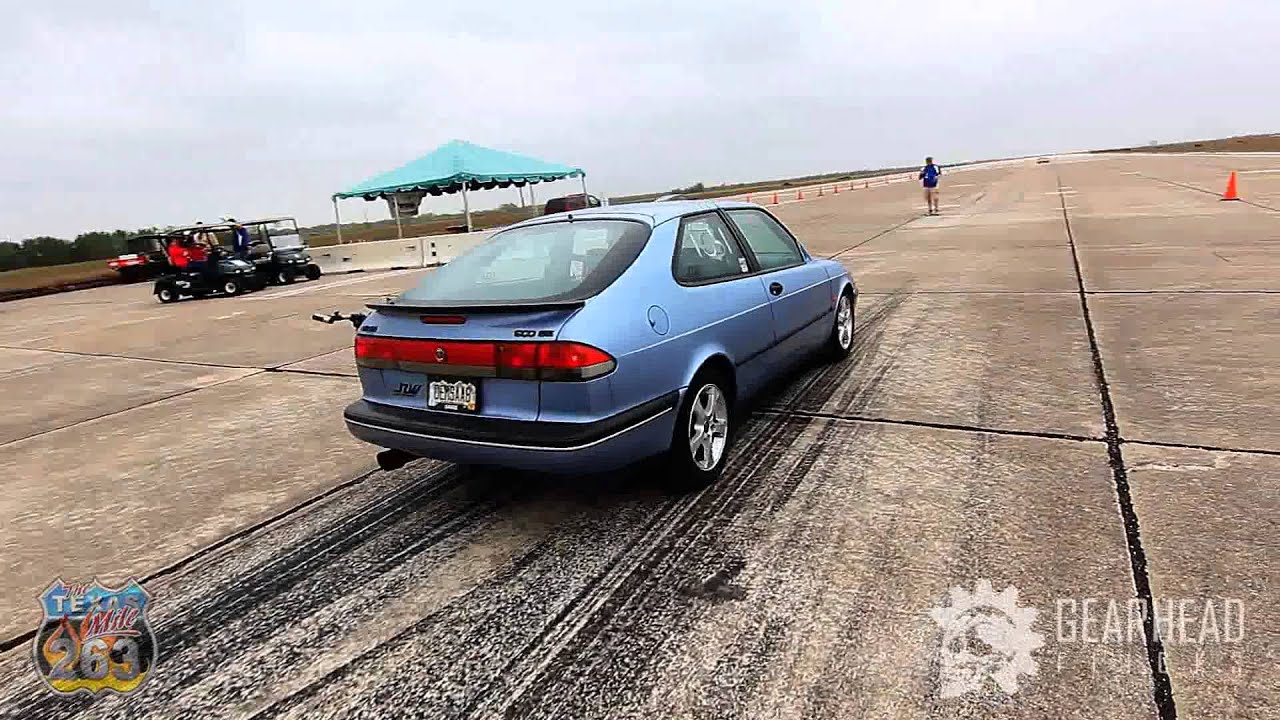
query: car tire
222 279 242 297
825 289 855 361
304 264 322 281
156 286 177 303
664 366 734 493
277 269 296 285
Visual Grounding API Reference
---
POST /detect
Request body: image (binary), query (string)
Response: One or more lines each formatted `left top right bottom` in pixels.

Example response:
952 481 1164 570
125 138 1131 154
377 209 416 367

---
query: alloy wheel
687 383 729 471
837 294 853 350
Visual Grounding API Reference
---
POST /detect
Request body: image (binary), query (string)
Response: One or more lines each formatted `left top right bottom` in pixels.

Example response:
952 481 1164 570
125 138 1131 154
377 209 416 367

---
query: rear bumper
343 391 680 474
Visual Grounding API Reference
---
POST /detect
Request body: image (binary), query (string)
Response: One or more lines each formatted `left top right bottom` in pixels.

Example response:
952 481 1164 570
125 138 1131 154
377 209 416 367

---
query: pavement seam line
0 465 381 655
0 368 269 449
827 182 995 260
1059 174 1178 720
0 344 260 371
0 343 357 378
826 215 926 259
753 407 1102 443
1137 172 1280 213
1122 438 1280 458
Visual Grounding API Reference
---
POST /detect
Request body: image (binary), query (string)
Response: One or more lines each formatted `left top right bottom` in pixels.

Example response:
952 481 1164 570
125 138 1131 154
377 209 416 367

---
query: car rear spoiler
365 299 587 314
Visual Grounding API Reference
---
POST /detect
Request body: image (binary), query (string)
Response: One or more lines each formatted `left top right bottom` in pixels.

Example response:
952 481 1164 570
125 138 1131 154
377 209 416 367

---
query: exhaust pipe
376 448 416 472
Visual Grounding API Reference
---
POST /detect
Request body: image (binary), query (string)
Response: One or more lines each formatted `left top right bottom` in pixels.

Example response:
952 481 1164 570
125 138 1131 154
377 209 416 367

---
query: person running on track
919 156 942 215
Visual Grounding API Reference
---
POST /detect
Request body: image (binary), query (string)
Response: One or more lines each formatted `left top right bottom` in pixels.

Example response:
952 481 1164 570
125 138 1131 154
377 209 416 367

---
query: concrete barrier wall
312 229 496 274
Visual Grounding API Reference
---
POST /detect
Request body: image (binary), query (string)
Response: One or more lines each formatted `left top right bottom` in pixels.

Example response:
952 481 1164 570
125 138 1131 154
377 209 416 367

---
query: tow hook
376 448 415 472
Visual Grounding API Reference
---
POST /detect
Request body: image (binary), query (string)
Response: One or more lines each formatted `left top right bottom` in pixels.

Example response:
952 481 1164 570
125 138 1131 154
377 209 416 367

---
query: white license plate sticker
427 379 478 412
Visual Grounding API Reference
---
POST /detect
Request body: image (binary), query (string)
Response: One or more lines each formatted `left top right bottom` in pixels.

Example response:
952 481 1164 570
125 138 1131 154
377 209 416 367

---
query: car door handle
768 282 784 296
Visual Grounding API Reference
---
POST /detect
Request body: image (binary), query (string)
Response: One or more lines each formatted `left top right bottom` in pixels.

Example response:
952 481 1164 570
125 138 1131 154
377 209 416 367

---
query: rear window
398 219 650 304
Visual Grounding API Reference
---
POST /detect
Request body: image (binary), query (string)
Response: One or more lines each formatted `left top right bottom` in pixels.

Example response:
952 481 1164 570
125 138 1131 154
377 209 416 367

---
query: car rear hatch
352 217 649 423
354 302 615 422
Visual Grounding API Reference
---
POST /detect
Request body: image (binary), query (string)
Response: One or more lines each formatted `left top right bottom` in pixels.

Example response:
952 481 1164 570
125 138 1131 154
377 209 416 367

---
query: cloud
2 0 1278 238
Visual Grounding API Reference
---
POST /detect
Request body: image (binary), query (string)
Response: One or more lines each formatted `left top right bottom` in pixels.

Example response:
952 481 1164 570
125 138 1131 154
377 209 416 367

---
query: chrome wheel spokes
688 383 729 471
836 295 853 350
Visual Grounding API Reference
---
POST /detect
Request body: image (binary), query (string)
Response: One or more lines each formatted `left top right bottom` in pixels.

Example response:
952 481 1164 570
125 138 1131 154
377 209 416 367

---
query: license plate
427 378 478 412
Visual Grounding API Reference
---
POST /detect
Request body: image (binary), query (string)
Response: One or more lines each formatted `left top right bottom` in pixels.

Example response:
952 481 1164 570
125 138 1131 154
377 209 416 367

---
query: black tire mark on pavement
247 484 696 719
241 531 566 719
497 292 912 718
493 414 814 719
1058 175 1178 720
0 462 382 656
670 306 909 716
771 290 912 414
804 292 917 416
160 495 502 716
4 463 473 718
688 619 788 720
802 510 911 719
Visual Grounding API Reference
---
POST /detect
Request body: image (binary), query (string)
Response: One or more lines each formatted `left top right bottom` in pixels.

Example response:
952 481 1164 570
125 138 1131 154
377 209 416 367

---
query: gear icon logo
929 579 1045 699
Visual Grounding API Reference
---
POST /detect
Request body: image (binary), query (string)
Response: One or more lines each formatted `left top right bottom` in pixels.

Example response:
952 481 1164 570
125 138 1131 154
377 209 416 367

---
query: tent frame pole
333 197 343 244
580 174 588 200
392 194 403 239
462 183 473 232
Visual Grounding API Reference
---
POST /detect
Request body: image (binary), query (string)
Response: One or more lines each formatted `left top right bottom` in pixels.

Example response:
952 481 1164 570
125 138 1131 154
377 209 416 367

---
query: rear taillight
537 340 611 366
354 337 615 381
354 336 397 365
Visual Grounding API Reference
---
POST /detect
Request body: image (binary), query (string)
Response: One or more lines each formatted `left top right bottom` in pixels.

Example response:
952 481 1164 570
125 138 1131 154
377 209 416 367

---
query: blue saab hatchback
342 200 856 490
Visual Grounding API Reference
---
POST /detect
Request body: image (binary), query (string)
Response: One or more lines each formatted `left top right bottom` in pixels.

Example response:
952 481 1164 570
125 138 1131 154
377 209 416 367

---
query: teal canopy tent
331 139 586 241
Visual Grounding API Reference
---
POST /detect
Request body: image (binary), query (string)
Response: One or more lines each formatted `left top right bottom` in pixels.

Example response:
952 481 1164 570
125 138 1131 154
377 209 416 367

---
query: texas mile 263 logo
32 579 157 697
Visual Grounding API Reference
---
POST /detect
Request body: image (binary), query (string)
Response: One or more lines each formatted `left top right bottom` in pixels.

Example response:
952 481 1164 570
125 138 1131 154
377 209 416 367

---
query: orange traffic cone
1222 172 1240 201
797 189 804 200
772 192 778 205
745 194 751 203
864 181 869 189
818 186 824 197
833 183 839 194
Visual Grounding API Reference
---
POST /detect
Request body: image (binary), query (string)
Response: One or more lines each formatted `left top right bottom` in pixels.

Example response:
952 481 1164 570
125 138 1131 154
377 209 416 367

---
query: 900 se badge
32 578 157 697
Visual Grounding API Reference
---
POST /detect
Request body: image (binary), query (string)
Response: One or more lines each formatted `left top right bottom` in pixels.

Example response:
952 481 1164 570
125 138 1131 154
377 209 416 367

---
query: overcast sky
3 0 1277 239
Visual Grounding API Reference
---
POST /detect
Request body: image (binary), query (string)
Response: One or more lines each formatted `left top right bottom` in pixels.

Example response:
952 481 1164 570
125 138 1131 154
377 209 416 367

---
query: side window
726 209 804 271
674 212 750 283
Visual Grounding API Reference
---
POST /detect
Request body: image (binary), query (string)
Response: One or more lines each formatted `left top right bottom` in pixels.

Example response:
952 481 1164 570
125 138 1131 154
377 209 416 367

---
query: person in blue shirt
919 157 942 215
229 218 252 259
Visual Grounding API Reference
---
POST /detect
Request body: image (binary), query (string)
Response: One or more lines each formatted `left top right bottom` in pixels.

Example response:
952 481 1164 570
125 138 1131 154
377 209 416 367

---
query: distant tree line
0 228 160 272
670 182 706 194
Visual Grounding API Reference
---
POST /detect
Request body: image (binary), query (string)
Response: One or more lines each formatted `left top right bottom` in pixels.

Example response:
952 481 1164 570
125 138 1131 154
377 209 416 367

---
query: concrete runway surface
0 154 1276 719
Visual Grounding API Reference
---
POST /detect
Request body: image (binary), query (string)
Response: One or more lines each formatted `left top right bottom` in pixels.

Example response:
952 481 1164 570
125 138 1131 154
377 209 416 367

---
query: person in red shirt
167 238 189 269
184 237 211 276
186 240 209 264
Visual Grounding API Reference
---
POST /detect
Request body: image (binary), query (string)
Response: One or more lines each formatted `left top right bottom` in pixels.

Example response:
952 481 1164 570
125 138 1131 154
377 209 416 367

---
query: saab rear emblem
32 578 157 697
435 347 446 362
